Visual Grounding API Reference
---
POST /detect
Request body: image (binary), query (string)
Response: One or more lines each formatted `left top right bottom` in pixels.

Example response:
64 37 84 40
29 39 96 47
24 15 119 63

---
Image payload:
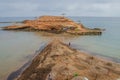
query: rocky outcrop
16 40 120 80
2 16 102 35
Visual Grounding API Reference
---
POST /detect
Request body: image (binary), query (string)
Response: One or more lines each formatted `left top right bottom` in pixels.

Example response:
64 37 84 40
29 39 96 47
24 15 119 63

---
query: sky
0 0 120 17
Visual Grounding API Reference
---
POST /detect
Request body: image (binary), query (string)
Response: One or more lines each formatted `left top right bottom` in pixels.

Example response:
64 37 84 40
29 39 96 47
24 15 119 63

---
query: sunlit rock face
3 16 102 35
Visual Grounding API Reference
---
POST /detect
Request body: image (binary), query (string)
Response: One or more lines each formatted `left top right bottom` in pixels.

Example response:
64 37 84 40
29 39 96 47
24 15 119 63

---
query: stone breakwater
2 16 103 35
15 40 120 80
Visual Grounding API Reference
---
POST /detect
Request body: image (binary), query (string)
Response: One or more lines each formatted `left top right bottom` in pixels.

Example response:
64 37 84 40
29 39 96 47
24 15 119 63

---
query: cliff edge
16 40 120 80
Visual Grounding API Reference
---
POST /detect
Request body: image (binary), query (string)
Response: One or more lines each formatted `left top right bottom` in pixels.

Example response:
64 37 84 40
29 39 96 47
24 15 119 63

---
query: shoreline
7 43 47 80
74 47 120 63
7 49 120 80
7 60 31 80
7 50 120 80
8 40 120 80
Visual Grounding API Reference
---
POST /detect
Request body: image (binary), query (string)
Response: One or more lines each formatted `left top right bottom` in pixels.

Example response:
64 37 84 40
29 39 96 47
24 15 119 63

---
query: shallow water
0 31 48 79
0 17 120 79
70 17 120 59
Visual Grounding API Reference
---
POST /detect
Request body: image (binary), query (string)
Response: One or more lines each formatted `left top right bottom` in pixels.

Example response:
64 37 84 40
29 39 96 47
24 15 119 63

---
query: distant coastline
0 22 22 23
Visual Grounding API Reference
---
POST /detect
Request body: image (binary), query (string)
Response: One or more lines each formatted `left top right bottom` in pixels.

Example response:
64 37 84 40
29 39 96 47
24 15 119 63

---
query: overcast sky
0 0 120 17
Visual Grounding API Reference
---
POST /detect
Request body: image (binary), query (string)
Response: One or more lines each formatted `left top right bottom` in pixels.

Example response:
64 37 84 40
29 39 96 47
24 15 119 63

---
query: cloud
0 0 120 17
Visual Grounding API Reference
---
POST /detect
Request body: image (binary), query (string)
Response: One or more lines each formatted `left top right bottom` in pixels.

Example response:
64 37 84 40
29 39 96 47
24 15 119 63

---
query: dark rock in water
7 43 46 80
7 60 31 80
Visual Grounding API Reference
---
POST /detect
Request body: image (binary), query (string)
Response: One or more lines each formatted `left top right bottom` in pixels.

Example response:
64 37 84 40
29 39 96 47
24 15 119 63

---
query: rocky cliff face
16 40 120 80
3 16 81 30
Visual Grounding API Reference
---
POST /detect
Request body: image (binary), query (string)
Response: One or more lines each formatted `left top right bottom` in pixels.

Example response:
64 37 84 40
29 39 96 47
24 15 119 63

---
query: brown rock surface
3 16 102 35
16 40 120 80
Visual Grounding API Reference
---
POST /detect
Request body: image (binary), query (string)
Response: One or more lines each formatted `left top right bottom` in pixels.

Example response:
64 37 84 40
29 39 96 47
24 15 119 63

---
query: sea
0 17 120 79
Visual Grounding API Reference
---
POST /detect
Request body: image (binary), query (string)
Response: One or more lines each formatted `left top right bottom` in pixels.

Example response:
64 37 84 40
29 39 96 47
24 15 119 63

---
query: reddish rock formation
3 16 102 35
16 40 120 80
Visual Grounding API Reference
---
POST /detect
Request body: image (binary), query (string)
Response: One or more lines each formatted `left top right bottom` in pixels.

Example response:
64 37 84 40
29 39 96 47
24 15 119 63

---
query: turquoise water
0 17 120 79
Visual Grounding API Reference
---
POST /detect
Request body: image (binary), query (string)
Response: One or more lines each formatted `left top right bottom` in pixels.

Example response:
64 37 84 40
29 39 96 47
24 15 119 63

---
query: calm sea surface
0 17 120 79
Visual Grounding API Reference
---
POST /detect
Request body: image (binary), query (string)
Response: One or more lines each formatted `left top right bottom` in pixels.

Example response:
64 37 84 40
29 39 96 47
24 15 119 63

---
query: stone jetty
15 40 120 80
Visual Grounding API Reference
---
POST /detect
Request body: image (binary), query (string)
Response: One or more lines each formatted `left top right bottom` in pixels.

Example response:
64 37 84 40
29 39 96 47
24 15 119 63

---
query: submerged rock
15 40 120 80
